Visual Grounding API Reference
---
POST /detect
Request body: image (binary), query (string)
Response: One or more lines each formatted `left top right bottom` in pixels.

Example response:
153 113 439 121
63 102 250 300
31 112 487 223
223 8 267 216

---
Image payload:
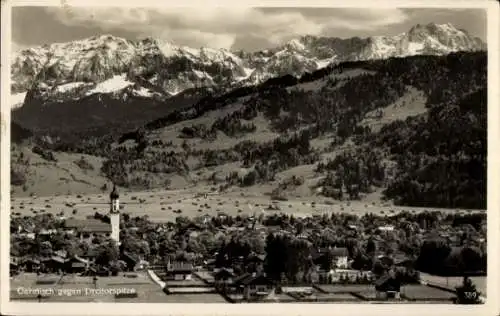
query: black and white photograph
1 1 498 315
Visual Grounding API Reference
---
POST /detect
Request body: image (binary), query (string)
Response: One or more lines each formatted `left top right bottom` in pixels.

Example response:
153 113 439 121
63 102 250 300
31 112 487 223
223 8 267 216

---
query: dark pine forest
11 52 487 210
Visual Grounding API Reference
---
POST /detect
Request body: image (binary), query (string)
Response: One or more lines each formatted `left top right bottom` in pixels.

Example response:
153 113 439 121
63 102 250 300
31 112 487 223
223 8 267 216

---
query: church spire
109 183 121 244
110 183 119 200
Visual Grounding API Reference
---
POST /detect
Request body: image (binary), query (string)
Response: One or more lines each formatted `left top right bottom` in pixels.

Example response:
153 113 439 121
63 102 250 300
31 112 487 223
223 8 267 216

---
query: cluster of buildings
10 186 485 303
11 186 148 276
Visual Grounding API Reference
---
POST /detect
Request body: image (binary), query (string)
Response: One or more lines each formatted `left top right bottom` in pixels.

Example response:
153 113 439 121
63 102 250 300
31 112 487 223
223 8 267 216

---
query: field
400 285 455 301
10 272 168 302
419 273 487 297
10 271 471 304
162 293 228 303
10 186 483 223
315 284 374 293
288 291 362 302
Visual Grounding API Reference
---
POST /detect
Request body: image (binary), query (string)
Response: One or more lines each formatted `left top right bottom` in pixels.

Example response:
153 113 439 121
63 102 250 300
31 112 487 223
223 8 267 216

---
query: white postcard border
1 0 498 315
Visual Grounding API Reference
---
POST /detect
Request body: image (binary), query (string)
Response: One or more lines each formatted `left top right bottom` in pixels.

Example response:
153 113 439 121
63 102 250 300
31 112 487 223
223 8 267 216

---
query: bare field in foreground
419 273 487 297
10 272 167 303
10 187 483 222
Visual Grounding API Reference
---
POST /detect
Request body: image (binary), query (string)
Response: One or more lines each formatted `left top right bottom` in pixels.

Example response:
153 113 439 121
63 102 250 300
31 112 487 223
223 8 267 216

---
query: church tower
109 184 120 245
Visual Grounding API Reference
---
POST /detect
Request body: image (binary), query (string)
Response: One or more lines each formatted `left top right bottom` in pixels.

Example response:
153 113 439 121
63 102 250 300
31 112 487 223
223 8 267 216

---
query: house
121 252 139 272
201 214 212 225
311 247 349 271
23 258 41 272
214 268 235 291
217 212 229 220
46 256 66 273
66 256 89 274
327 269 373 283
296 233 309 239
19 232 36 240
136 259 149 271
63 218 112 239
38 229 58 237
376 255 395 267
204 258 216 271
393 254 414 268
96 266 112 276
374 271 401 300
54 250 68 259
166 262 194 280
121 251 148 271
234 273 275 301
331 247 349 269
214 268 235 281
245 253 265 273
377 225 395 232
10 257 19 275
81 247 100 262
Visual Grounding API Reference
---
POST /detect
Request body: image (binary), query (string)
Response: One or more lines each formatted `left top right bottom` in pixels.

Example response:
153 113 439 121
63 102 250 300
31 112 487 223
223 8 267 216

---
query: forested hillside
11 52 487 209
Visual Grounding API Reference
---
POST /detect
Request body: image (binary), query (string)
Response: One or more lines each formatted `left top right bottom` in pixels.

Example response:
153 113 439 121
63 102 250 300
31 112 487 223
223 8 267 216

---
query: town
9 185 486 303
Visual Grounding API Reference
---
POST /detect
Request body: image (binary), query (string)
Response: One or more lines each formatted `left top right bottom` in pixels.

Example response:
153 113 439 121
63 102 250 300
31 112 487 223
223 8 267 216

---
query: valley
11 51 487 212
7 13 488 306
11 186 483 224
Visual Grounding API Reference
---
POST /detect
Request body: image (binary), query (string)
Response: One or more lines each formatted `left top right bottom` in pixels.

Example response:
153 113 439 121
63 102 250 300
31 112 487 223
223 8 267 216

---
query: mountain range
9 16 487 209
11 22 485 112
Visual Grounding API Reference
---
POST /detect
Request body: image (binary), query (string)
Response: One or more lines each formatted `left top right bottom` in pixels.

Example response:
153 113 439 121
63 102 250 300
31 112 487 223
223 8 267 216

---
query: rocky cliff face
11 23 485 109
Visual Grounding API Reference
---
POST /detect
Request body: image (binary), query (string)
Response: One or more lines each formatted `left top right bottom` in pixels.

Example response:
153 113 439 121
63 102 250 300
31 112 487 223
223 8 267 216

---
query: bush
74 156 94 171
11 168 27 186
32 146 57 162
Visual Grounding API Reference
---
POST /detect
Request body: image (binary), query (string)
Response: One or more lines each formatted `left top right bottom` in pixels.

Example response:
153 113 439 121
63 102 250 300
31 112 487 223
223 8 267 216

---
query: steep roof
246 253 266 263
54 250 68 258
214 268 235 280
232 272 252 285
237 273 274 286
331 247 349 257
71 262 86 268
50 256 66 264
110 184 120 200
64 218 111 233
83 248 100 258
121 251 139 264
374 271 401 292
232 272 273 287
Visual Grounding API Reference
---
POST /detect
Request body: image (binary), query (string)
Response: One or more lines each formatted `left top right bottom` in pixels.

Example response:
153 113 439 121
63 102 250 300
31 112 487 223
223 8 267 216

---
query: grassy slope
11 145 108 197
12 53 486 210
11 66 431 199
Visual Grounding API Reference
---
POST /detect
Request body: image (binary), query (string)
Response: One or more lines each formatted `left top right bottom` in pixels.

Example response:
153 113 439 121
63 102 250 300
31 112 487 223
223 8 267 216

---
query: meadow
10 187 483 223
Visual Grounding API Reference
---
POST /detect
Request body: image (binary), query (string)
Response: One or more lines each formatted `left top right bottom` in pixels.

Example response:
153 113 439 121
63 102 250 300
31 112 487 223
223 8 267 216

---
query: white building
109 184 120 245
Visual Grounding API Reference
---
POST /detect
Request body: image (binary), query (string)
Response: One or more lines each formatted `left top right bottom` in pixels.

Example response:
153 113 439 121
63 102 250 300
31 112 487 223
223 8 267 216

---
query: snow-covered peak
11 22 486 109
285 38 307 52
157 41 182 58
358 22 485 60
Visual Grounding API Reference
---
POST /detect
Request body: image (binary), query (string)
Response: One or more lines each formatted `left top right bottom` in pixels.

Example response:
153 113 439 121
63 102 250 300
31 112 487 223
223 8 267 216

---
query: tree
100 183 108 192
459 247 484 273
264 233 288 282
95 241 119 266
366 238 376 255
320 250 334 271
456 277 482 304
285 238 312 282
416 239 451 275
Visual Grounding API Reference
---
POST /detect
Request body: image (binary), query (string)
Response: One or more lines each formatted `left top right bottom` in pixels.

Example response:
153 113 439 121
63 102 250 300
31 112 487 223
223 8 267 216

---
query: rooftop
233 273 274 286
110 185 120 200
167 262 194 273
64 218 111 233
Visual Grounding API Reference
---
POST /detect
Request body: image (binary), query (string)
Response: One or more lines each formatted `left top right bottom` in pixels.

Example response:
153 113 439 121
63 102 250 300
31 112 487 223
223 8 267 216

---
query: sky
12 7 487 52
